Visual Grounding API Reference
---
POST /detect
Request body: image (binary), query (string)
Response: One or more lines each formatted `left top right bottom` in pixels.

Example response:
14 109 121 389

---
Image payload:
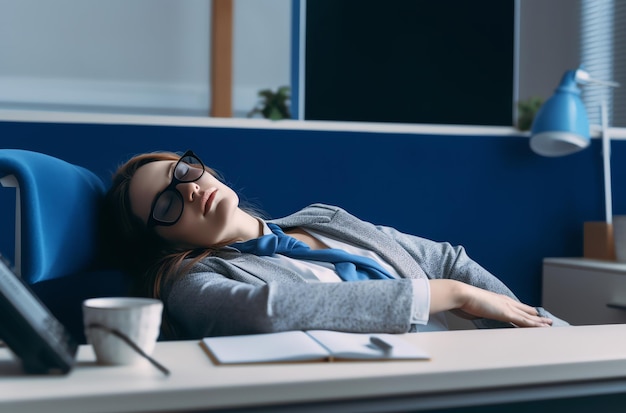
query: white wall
518 0 581 102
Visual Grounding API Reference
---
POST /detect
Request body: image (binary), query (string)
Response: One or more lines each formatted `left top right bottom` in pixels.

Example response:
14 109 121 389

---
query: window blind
581 0 626 127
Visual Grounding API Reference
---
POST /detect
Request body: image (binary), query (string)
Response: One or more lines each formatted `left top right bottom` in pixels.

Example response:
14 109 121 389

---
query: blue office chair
0 149 130 342
0 149 106 283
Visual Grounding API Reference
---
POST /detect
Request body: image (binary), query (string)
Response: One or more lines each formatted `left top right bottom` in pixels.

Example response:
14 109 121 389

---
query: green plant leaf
249 86 292 120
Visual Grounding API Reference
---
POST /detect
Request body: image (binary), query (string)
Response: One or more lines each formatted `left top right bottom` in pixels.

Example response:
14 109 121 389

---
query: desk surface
544 257 626 271
3 324 626 413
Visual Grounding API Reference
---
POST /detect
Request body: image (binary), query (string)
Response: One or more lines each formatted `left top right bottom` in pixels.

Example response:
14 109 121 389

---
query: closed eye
175 162 191 180
153 191 182 223
154 193 174 217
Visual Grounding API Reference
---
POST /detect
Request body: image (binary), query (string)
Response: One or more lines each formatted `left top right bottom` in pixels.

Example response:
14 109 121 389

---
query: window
581 0 626 127
0 0 291 118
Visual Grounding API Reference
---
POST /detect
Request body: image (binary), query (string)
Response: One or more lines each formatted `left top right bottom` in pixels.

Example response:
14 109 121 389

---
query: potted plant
516 96 544 131
247 86 291 120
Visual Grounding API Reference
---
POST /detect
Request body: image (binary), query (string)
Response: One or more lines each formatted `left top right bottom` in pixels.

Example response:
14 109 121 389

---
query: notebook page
202 331 330 364
305 330 429 360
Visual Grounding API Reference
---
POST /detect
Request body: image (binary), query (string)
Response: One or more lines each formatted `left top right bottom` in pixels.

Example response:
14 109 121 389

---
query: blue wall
1 119 624 307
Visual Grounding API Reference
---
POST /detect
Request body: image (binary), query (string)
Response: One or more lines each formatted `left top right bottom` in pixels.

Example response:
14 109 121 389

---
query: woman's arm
375 224 520 297
165 270 420 338
429 279 552 327
375 224 568 327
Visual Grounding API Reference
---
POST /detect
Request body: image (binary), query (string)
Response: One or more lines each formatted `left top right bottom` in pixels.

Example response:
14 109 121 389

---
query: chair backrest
0 149 106 284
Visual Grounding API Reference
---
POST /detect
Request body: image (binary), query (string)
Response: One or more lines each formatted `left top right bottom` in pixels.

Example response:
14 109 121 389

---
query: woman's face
129 159 242 248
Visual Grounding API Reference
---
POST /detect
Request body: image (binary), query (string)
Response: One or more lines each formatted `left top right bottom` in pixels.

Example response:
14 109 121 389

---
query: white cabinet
542 258 626 325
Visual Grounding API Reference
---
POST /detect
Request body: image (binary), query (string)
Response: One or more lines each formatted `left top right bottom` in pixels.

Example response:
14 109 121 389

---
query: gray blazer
163 204 557 339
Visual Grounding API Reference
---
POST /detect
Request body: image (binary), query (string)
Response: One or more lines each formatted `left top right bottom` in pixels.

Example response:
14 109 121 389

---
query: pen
369 336 393 353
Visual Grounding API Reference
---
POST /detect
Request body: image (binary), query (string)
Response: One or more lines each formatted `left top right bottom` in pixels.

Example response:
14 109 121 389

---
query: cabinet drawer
542 264 626 325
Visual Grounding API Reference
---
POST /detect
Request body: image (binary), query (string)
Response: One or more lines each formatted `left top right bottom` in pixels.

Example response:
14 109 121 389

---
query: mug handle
87 323 170 376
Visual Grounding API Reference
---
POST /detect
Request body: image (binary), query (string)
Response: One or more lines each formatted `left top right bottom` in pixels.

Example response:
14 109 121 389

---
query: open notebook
202 330 430 364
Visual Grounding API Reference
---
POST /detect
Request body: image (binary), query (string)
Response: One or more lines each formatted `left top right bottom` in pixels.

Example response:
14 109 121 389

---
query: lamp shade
530 70 590 157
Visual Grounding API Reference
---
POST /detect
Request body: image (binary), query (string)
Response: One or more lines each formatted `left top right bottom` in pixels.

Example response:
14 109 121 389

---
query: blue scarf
230 223 394 281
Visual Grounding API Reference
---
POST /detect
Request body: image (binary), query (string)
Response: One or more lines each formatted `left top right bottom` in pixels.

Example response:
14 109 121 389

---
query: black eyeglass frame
146 150 206 228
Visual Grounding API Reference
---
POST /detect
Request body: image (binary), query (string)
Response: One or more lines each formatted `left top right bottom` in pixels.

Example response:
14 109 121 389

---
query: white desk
3 325 626 413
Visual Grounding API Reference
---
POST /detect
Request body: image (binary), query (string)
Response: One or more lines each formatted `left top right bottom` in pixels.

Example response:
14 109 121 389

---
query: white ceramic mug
82 297 163 365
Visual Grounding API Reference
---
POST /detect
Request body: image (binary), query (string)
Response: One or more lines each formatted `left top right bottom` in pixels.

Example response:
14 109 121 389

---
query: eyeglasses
147 150 205 228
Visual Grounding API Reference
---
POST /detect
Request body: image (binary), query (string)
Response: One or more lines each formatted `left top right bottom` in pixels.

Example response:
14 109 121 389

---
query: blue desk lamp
530 66 619 260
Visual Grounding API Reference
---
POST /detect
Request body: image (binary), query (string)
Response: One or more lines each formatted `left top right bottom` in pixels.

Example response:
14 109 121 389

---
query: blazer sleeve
374 223 519 299
164 265 418 339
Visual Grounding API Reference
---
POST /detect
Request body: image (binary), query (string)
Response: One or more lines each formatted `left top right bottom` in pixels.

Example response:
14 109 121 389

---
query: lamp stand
584 101 616 261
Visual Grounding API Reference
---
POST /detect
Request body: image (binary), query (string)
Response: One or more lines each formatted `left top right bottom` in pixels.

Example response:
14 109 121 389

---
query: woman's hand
429 279 552 327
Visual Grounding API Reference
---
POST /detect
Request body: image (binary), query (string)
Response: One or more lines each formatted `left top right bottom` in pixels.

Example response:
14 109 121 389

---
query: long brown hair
100 151 220 337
